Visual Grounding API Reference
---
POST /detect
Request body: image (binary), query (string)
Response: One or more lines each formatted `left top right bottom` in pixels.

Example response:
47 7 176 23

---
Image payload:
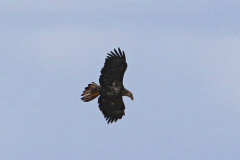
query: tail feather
81 82 101 102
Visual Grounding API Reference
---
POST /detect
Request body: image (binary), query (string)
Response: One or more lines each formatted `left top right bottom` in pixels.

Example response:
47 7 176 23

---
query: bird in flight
81 48 133 123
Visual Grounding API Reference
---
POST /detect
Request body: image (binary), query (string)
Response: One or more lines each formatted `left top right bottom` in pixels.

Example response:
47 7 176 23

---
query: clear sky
1 1 240 160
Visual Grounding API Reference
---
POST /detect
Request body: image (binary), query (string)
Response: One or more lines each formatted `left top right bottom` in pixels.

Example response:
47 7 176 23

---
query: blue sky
1 1 240 160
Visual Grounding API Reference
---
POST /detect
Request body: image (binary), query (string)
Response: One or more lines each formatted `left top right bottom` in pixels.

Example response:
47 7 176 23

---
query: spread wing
98 96 125 123
99 48 127 86
98 48 128 123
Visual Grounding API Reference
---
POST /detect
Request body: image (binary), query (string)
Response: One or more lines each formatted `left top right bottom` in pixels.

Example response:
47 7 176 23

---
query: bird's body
81 48 133 123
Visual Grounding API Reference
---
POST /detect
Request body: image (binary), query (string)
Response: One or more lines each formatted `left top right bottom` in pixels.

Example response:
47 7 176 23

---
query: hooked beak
122 89 134 101
130 94 134 100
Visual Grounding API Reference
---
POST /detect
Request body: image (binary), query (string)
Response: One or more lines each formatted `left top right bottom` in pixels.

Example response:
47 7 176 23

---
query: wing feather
114 48 121 57
110 51 118 58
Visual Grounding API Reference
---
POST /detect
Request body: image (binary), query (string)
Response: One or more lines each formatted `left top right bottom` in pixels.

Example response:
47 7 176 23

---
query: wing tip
106 117 122 124
106 47 126 60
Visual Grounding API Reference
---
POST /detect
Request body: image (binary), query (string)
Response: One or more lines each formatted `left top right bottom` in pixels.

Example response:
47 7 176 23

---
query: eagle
81 48 133 123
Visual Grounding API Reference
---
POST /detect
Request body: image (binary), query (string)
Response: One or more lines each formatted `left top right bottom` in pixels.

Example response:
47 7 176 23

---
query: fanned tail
81 82 101 102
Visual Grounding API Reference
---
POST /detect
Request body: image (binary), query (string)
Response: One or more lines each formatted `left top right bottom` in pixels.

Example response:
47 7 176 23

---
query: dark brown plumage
81 48 133 123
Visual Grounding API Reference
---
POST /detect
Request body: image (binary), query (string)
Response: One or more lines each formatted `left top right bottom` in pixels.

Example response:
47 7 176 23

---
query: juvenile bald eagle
81 48 133 123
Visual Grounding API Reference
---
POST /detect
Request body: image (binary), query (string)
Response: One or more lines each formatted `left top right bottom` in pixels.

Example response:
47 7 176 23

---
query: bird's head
122 88 134 100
